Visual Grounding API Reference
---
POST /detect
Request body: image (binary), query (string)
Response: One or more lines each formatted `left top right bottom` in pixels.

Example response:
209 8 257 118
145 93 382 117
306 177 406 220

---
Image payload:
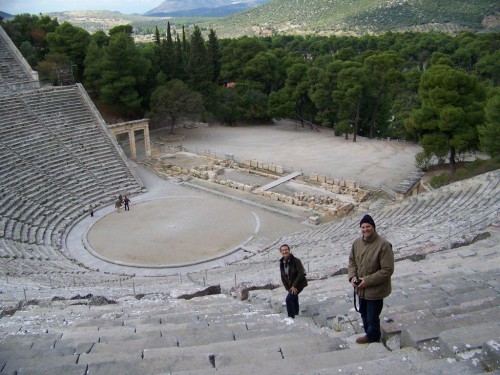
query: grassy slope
208 0 500 37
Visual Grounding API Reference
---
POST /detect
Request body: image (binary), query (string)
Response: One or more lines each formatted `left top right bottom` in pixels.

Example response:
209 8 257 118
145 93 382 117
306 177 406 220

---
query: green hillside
207 0 500 37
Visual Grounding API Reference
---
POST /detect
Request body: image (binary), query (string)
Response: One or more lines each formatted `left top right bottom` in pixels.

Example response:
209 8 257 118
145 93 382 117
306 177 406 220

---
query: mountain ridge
145 0 270 17
208 0 500 37
30 0 500 38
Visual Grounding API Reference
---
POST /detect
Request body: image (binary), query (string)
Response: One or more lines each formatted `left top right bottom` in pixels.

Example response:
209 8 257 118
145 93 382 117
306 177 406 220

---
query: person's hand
351 278 365 288
290 287 298 295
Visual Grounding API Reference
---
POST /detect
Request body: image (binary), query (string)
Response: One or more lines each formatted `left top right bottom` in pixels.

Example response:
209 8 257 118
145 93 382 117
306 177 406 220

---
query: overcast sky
0 0 163 15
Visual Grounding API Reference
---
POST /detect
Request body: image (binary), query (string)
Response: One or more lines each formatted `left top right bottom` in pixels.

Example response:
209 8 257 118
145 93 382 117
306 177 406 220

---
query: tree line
1 14 499 169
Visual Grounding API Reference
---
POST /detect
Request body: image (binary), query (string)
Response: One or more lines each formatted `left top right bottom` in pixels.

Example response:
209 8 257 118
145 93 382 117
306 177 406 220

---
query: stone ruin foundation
142 153 372 221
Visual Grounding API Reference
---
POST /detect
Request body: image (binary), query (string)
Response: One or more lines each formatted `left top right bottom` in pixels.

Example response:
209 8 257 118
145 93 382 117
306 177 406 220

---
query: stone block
207 171 217 181
481 339 500 371
309 216 320 225
17 364 88 375
250 160 257 167
328 208 337 216
257 161 263 169
263 164 269 170
326 178 334 185
338 203 353 216
358 190 368 201
339 180 346 187
345 180 356 188
331 185 341 194
2 355 78 374
243 160 251 166
284 197 294 205
310 173 318 181
439 322 500 359
318 175 326 183
244 185 252 192
333 179 340 185
276 165 284 174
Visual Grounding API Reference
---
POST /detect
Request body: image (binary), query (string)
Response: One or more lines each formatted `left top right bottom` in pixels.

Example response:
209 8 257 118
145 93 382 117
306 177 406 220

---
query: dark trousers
359 298 384 342
285 291 300 318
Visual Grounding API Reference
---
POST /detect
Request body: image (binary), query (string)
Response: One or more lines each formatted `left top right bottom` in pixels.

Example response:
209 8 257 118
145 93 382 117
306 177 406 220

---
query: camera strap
353 288 359 312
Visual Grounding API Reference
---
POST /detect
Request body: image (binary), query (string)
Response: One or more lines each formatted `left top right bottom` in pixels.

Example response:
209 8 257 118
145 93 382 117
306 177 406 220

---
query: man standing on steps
279 244 308 319
348 214 394 344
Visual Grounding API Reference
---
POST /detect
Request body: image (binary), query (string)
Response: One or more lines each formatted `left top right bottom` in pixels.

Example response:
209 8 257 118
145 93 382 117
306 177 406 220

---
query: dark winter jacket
348 231 394 300
280 253 308 292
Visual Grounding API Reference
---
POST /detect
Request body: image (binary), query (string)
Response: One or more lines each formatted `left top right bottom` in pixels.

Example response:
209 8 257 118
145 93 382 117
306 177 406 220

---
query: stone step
400 306 500 349
144 331 345 361
213 342 391 375
439 322 500 359
84 356 215 374
296 348 434 375
412 357 486 374
92 336 179 354
0 346 74 362
16 364 88 375
0 332 62 352
1 353 78 375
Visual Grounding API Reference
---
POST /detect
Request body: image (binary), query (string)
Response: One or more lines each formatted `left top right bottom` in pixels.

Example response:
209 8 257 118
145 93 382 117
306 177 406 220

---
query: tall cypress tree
174 35 185 80
181 26 190 75
154 26 160 45
160 21 175 80
207 28 221 83
187 26 209 91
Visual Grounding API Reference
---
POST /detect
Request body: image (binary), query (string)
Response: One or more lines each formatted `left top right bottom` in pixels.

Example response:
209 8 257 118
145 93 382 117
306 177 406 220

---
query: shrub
415 151 433 171
430 173 449 188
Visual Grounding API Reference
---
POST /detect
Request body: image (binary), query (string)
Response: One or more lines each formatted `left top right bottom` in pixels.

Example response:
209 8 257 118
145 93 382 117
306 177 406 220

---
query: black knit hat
360 214 376 228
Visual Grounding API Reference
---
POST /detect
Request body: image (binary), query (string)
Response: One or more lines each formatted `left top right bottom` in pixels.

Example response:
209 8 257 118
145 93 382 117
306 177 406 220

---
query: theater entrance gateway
109 119 151 160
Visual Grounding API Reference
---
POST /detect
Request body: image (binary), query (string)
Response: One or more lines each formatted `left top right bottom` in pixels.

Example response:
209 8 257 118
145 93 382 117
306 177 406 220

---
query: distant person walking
279 244 308 319
348 214 394 344
123 196 131 211
115 197 122 213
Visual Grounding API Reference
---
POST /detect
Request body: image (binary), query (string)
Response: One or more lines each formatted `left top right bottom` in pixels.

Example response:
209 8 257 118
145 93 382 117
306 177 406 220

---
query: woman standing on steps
279 244 308 319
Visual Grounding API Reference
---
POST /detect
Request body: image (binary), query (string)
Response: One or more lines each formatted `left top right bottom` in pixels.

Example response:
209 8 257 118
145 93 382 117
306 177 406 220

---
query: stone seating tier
245 227 500 366
0 289 497 374
0 86 143 248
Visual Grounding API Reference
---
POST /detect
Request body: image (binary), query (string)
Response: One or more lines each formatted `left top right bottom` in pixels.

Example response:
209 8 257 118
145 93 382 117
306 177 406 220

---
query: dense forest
1 14 499 171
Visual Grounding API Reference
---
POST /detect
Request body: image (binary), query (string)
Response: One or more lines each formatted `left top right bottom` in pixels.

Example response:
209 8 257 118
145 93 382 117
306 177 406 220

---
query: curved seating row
188 170 500 290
